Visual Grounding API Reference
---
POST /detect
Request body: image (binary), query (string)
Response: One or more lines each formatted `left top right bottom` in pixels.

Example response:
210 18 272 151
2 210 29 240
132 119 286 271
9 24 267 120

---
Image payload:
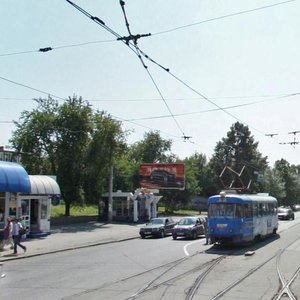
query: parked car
172 216 205 240
292 204 300 211
278 207 295 220
139 217 177 238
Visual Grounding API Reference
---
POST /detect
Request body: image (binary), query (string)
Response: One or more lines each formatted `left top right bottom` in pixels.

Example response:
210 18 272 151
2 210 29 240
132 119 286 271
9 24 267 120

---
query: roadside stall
101 189 162 222
0 161 61 239
0 161 31 239
19 175 61 238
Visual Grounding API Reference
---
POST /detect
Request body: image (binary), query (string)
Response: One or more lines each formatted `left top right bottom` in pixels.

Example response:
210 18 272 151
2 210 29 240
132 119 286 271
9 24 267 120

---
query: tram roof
0 161 31 193
208 193 277 203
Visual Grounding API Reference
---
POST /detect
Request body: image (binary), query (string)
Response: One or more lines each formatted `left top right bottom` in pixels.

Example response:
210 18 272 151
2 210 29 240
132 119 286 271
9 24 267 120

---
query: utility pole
108 165 113 223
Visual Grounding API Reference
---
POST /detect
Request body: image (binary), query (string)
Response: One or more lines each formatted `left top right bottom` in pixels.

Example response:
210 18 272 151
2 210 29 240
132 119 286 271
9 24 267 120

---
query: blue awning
0 161 31 193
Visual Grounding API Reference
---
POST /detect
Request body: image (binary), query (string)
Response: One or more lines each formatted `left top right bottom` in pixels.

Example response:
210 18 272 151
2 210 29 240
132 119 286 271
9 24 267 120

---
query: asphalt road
1 214 300 300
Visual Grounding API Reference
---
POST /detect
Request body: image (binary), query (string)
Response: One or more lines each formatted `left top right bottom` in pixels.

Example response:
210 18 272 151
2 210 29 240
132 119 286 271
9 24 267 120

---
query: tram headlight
210 228 214 233
229 228 233 233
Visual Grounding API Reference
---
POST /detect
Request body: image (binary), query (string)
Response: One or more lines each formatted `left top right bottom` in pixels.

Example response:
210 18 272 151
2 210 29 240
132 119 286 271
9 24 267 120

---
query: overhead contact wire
65 0 277 140
118 0 185 136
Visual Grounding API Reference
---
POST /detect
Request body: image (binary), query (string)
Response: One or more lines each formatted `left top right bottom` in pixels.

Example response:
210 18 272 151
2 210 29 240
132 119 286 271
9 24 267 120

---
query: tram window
208 203 234 218
244 204 252 218
226 204 234 217
219 204 226 216
209 204 218 217
258 203 263 216
270 203 277 215
262 203 267 215
235 204 243 218
253 203 258 217
267 203 272 215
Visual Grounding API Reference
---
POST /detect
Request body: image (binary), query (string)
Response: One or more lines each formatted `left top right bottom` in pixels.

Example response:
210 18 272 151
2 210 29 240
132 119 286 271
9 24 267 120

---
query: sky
1 0 300 167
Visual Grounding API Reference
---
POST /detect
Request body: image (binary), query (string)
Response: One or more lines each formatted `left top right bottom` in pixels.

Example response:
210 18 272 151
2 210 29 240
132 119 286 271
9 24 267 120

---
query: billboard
139 163 185 190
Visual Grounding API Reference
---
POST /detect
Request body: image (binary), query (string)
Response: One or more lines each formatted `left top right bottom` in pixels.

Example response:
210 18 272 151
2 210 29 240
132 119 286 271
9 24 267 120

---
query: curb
0 235 140 262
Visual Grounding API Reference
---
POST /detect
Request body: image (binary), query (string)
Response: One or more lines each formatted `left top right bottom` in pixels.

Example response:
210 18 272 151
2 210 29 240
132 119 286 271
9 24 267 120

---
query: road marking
184 240 202 256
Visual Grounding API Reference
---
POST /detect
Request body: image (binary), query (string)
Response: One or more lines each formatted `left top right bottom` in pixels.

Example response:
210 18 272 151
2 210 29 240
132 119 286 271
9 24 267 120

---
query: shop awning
29 175 61 195
0 161 31 193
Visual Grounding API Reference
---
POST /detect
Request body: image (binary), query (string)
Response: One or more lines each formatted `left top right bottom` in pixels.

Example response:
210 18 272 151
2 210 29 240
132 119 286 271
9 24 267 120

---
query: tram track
209 234 300 300
71 236 300 300
125 251 225 300
185 256 225 300
275 249 299 300
61 250 216 300
63 221 300 300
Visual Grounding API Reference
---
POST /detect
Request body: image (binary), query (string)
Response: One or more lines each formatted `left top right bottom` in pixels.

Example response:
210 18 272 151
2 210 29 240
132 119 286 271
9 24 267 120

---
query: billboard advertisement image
139 163 185 190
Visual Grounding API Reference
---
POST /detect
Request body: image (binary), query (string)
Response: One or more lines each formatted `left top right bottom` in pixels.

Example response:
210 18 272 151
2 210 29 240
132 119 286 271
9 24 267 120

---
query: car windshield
178 218 196 225
150 219 164 225
278 208 288 213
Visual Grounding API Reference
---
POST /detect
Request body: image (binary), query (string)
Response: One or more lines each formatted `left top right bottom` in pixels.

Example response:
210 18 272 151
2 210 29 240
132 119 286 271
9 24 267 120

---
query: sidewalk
0 221 143 262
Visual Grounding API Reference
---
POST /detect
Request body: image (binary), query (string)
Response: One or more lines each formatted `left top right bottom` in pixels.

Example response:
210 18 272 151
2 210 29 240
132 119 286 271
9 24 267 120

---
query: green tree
55 96 93 216
129 131 172 163
273 159 300 206
11 97 59 174
209 122 268 193
113 153 136 192
263 166 286 201
83 112 126 206
185 153 218 198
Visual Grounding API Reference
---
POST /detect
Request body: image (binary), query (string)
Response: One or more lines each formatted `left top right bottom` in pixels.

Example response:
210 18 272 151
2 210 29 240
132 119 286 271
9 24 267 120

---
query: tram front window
209 203 235 219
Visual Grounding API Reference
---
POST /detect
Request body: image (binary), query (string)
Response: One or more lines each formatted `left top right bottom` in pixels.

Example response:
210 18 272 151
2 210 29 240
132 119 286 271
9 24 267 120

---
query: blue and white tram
208 192 278 244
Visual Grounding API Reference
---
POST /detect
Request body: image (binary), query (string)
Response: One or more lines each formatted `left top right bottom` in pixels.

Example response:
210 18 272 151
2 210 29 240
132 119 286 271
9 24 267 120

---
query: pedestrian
12 218 27 255
0 217 14 251
204 216 209 245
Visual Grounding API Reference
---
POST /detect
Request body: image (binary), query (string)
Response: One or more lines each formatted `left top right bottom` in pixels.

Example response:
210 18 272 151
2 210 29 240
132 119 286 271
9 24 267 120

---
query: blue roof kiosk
0 161 60 238
0 161 30 239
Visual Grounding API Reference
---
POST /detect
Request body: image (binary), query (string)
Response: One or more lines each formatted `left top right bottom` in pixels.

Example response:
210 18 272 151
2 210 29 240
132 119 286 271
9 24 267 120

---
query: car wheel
160 230 165 238
172 234 177 240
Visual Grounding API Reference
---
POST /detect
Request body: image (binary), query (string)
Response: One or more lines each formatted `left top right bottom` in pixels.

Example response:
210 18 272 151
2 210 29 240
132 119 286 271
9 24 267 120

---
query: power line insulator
39 47 53 52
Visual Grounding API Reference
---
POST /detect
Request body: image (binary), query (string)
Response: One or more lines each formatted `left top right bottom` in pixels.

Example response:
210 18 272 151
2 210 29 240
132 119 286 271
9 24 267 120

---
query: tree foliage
11 102 300 217
11 97 59 174
272 159 300 206
129 131 172 163
55 96 93 215
83 112 126 205
11 96 126 216
209 122 268 193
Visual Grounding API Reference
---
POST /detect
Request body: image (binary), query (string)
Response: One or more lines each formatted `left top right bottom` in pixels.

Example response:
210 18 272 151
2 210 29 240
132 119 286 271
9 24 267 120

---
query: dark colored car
172 216 205 240
278 207 295 220
139 217 177 238
150 169 176 186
